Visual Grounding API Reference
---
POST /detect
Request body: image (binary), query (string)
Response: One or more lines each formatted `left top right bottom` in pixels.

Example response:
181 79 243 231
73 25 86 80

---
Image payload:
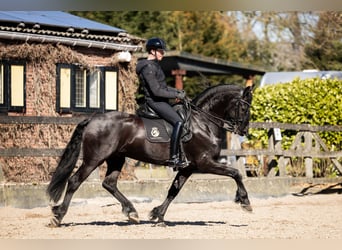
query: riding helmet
146 37 166 52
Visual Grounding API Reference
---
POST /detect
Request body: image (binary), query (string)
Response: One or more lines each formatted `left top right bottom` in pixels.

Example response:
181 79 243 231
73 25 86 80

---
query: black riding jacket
136 59 180 103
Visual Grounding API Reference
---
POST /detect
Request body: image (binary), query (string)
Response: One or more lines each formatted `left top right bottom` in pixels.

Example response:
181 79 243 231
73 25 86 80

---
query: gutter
0 30 143 52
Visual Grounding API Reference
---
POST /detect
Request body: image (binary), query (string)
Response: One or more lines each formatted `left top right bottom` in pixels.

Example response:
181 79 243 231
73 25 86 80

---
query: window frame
56 64 118 114
0 60 26 113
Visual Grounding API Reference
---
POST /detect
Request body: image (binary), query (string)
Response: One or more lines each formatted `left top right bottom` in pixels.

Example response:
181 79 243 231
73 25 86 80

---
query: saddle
136 102 192 143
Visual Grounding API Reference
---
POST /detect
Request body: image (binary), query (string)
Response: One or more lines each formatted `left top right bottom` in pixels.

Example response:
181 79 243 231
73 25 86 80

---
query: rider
136 37 187 169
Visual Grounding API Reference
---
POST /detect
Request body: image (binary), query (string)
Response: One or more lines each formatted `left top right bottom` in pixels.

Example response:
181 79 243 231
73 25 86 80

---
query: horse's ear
242 86 253 99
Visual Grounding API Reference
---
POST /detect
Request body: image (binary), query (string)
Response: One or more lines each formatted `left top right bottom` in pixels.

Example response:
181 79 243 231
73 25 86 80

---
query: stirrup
165 158 189 171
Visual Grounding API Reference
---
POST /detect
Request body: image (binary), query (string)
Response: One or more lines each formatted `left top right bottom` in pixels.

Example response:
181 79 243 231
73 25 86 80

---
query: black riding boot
166 121 187 169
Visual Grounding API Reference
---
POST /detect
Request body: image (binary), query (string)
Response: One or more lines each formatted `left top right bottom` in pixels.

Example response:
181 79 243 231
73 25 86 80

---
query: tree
70 11 342 92
303 11 342 70
70 11 168 38
164 12 250 94
230 11 321 71
71 11 246 61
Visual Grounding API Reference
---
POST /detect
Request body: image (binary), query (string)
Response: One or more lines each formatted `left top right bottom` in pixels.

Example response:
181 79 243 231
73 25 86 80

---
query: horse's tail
46 118 91 203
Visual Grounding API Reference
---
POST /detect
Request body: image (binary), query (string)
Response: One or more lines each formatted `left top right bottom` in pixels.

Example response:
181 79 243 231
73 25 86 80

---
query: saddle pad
142 118 171 143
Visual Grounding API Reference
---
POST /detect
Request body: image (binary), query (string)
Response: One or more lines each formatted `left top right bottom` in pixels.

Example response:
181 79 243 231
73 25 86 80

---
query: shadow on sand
292 182 342 196
61 219 227 228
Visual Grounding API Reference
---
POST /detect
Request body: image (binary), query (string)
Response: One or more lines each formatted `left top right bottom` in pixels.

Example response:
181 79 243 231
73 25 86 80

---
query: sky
0 0 341 11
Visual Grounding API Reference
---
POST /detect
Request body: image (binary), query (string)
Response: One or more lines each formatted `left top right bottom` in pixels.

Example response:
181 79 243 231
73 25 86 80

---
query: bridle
188 97 250 135
231 98 251 134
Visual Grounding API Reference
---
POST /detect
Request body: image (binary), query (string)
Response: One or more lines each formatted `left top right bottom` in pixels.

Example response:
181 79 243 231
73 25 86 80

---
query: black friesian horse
47 84 253 227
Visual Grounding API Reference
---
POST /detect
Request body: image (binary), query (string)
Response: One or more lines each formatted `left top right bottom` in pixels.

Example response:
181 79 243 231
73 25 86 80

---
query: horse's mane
192 84 242 108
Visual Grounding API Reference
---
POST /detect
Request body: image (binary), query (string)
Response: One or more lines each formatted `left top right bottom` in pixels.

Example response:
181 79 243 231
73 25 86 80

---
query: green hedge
250 78 342 151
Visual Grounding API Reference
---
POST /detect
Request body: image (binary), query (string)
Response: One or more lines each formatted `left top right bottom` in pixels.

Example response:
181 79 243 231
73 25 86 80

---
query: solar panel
0 11 125 33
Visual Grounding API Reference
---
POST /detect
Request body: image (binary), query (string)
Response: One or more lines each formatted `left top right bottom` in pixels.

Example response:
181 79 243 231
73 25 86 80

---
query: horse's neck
202 94 234 118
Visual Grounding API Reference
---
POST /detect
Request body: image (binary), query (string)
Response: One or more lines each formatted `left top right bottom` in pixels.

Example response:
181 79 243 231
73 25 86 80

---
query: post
244 74 254 87
304 132 313 178
273 128 286 176
267 129 277 176
0 163 4 182
172 69 186 90
230 133 246 177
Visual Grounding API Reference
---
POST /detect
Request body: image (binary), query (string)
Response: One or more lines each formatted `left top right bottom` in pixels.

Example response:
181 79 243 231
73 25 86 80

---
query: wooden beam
172 69 186 90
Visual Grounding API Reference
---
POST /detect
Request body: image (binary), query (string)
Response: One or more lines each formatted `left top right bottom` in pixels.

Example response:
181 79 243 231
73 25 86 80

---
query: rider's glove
176 90 186 100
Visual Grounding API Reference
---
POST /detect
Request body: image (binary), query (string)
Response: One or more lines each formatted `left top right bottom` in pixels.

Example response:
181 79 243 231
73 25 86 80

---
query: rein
188 97 250 133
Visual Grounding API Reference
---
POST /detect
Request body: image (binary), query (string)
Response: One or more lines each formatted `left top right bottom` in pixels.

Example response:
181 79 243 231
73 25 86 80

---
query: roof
137 51 266 77
0 11 144 52
260 71 342 87
0 11 125 34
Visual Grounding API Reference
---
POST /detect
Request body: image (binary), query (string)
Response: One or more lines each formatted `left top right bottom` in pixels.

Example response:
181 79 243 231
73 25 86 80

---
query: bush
248 78 342 177
251 78 342 150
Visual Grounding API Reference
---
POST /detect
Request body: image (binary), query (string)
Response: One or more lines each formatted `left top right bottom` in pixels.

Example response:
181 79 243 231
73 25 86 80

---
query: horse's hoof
128 212 140 224
149 214 157 221
47 217 60 228
241 204 253 213
149 209 158 221
152 221 167 227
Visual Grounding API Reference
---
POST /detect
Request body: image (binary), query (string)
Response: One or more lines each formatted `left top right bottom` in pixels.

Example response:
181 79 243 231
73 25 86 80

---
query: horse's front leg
231 166 252 212
103 158 139 223
201 160 252 212
149 168 193 226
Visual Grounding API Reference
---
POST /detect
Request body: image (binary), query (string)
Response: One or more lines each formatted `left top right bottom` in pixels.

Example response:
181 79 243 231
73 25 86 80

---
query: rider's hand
176 90 186 100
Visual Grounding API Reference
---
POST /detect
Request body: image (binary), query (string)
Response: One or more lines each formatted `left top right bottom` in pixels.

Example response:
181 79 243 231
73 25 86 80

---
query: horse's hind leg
102 156 139 223
149 168 193 225
49 162 98 227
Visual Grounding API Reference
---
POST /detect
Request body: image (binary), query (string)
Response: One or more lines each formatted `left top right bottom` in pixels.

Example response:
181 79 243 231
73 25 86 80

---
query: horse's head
192 84 253 136
225 86 252 136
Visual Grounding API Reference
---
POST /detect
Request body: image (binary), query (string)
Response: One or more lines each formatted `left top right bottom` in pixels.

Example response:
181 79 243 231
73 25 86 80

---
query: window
56 64 118 113
0 61 26 113
89 70 100 108
75 68 87 108
0 64 4 105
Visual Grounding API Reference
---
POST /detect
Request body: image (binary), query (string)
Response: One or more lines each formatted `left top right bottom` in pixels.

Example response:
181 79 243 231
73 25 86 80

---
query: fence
0 116 86 182
221 122 342 178
1 117 341 182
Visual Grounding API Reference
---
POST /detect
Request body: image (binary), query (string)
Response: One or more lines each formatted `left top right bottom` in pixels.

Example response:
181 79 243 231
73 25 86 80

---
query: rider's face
155 49 165 61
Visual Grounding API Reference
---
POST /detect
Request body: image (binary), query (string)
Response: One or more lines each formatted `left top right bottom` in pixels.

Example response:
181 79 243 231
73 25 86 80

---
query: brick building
0 11 144 182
